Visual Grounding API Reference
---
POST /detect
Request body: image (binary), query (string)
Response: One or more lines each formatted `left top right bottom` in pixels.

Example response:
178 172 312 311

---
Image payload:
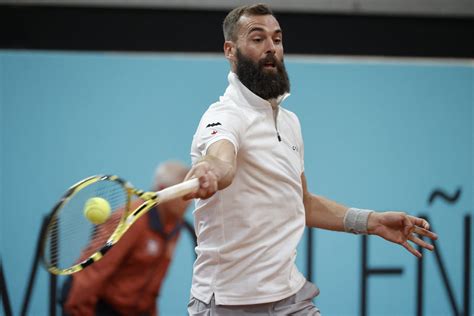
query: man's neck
268 98 278 110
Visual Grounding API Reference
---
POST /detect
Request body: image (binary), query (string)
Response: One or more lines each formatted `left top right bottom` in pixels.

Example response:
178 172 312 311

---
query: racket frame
41 175 198 275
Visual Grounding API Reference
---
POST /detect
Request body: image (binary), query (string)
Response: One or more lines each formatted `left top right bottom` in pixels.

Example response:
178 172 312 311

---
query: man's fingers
193 170 218 199
409 216 431 230
183 160 219 200
407 216 438 240
199 174 210 189
403 216 415 236
408 234 434 251
401 241 422 258
413 226 438 240
199 171 217 190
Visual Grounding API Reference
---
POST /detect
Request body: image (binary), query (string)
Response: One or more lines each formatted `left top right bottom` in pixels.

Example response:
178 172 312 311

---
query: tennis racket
41 175 199 275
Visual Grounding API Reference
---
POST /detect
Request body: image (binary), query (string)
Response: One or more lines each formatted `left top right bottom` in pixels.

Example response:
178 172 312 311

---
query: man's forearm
304 194 347 231
305 193 373 234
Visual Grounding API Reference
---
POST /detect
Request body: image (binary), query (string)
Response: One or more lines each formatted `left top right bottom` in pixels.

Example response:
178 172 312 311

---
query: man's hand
184 140 236 200
368 211 438 258
184 160 219 200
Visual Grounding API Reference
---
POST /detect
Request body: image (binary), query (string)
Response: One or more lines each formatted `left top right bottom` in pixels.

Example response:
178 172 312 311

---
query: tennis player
185 4 438 315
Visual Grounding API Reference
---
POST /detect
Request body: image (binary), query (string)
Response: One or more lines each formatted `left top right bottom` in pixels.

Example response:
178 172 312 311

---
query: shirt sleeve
191 104 246 162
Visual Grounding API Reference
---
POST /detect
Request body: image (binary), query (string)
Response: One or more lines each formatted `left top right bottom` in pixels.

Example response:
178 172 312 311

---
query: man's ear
224 41 237 62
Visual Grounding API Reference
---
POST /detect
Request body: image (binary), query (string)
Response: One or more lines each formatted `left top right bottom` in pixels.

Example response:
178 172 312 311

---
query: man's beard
235 49 290 100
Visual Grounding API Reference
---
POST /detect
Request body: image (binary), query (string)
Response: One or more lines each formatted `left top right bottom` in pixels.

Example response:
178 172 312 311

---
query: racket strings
44 179 128 271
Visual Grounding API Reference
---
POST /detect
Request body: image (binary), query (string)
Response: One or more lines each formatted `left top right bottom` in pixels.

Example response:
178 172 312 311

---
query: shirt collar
226 72 290 110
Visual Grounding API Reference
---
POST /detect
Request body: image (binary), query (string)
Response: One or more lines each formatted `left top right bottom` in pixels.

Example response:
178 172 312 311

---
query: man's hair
223 3 274 41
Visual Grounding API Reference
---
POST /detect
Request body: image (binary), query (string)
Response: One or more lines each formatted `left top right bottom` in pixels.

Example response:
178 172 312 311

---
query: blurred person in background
62 161 191 316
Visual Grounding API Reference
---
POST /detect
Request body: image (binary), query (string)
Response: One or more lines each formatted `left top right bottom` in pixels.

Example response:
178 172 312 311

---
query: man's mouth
263 61 276 69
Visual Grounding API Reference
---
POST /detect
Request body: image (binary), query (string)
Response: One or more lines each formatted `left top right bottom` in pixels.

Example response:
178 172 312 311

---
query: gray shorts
187 281 321 315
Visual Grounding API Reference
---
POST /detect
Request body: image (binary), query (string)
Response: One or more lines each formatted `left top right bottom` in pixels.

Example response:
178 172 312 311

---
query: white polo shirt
190 72 307 305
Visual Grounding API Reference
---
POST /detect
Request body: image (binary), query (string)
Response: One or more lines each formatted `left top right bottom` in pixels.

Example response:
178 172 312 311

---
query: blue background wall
0 51 472 315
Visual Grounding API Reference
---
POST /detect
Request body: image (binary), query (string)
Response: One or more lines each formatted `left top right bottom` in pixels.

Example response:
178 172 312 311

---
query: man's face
234 14 284 71
230 14 290 100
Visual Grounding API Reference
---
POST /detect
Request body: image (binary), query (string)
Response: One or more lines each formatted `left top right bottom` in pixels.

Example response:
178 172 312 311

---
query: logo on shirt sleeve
206 122 222 128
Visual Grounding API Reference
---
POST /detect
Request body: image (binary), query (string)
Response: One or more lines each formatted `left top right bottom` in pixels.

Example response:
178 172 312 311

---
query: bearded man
184 4 438 315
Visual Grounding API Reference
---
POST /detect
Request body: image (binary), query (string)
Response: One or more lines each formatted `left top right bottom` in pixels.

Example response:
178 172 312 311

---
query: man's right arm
184 139 236 199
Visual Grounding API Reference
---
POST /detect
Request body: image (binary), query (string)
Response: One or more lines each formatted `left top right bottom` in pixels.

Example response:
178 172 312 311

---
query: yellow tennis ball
84 197 111 225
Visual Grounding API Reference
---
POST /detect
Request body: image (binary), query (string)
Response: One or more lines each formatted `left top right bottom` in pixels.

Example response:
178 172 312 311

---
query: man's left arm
302 173 438 257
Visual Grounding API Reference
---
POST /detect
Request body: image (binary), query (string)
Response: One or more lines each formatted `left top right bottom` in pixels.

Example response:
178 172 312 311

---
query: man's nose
265 38 276 54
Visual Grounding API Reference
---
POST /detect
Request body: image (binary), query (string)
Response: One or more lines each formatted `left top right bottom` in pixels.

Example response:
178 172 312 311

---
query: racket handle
157 178 200 202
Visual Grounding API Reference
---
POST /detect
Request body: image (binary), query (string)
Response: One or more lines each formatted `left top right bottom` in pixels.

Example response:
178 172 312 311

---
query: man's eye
274 38 282 44
252 38 262 43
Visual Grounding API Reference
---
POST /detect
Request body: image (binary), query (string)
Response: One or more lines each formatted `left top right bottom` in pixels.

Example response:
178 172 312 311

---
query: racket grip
157 178 200 202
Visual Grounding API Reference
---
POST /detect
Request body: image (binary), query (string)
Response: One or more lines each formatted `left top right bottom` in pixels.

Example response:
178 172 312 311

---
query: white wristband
343 208 374 234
